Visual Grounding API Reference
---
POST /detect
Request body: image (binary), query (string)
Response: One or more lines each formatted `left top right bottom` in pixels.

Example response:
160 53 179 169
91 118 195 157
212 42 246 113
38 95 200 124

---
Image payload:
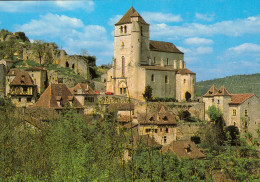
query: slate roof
115 6 148 25
150 40 183 54
70 83 96 95
161 140 206 159
10 71 35 86
33 83 82 109
138 105 177 125
229 93 255 105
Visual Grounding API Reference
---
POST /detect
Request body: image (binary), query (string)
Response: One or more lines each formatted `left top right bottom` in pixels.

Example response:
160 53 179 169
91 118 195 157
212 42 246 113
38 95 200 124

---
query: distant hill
196 73 260 97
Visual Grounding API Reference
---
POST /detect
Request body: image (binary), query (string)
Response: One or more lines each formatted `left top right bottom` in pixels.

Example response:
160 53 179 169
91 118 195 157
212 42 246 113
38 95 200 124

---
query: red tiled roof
115 6 148 25
177 68 195 75
203 85 219 97
33 83 82 109
229 93 255 105
150 40 183 54
70 83 96 95
7 69 20 76
161 140 206 159
117 115 133 122
10 71 34 86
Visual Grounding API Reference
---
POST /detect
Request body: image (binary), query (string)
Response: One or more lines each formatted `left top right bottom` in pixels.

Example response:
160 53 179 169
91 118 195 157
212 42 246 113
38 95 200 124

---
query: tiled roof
161 140 206 159
177 68 195 75
215 86 231 96
33 83 82 109
70 83 96 95
203 85 219 97
150 40 183 54
10 71 35 86
115 6 148 25
138 106 177 125
7 69 20 76
229 93 255 105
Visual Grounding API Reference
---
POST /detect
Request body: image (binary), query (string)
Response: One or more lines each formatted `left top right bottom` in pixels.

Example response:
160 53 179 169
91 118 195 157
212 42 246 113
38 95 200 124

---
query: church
106 7 195 101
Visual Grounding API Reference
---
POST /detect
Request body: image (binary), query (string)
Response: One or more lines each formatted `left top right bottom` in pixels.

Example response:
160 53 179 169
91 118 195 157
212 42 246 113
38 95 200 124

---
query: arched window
183 79 186 84
124 25 127 33
121 56 125 77
165 75 168 83
66 61 69 68
166 58 169 65
151 74 154 82
120 26 123 33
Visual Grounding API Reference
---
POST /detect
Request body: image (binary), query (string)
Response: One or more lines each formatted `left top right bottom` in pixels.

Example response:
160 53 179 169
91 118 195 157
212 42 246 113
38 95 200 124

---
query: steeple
115 6 148 25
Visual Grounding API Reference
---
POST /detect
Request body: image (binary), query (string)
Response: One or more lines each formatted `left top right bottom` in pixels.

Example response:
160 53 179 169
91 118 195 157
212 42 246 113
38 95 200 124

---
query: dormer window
185 144 191 153
163 116 168 121
149 117 154 121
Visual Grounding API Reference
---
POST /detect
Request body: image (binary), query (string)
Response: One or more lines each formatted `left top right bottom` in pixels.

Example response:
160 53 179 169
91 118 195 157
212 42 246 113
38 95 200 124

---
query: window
153 57 156 63
121 56 125 77
18 97 21 102
151 74 154 82
164 136 167 143
166 128 169 133
23 87 28 92
120 88 122 95
166 58 169 65
141 26 143 36
120 26 123 33
163 116 168 121
146 129 151 133
217 100 220 104
154 129 158 133
27 97 31 102
212 98 214 103
233 109 236 116
245 110 248 116
149 117 154 121
124 25 127 33
165 76 168 83
123 88 126 94
183 79 186 84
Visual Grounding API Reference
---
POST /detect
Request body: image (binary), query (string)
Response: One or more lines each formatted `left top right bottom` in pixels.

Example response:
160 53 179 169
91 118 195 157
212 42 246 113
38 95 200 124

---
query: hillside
196 73 260 97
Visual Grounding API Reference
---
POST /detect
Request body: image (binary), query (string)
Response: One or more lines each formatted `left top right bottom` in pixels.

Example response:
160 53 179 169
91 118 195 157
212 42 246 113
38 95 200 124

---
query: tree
206 105 223 124
143 85 152 101
32 40 47 65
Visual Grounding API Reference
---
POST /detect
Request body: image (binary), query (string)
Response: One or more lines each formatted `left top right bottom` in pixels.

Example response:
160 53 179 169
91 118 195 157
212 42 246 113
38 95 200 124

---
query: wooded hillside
196 73 260 97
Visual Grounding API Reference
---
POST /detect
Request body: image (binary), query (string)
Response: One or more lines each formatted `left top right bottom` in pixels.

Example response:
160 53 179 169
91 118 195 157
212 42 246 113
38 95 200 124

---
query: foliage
143 85 153 101
206 105 223 124
152 97 176 102
196 73 260 97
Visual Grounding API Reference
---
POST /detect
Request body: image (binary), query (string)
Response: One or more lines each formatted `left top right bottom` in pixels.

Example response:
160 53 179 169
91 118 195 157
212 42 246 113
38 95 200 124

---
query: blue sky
0 0 260 81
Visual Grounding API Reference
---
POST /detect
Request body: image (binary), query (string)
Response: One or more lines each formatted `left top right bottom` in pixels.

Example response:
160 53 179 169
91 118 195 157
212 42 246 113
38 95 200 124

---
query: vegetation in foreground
0 99 259 181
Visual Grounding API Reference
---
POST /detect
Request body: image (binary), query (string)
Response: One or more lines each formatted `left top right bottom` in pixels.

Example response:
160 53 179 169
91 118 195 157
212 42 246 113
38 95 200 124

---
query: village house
33 83 83 113
137 105 178 145
5 69 37 107
106 7 195 101
25 67 48 94
203 85 260 137
69 83 97 106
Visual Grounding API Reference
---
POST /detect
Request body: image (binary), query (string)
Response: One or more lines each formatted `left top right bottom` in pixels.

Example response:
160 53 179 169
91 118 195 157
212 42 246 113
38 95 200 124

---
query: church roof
229 93 255 105
140 65 176 71
177 68 195 75
115 6 148 25
33 83 82 109
203 85 219 97
150 40 183 54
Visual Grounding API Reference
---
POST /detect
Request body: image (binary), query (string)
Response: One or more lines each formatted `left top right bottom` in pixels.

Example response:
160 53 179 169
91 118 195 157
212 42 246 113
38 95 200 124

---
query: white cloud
150 15 260 39
177 47 192 54
228 43 260 54
196 46 213 54
142 12 182 23
195 13 214 21
55 1 94 12
108 15 122 26
184 37 213 45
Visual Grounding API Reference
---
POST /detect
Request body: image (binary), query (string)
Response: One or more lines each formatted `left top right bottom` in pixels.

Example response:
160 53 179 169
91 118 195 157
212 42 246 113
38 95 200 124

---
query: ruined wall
176 122 204 140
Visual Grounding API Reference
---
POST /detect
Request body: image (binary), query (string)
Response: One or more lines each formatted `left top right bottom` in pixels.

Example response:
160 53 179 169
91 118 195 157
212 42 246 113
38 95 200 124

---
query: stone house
137 105 178 145
203 85 260 137
25 67 48 94
33 83 83 113
106 7 195 101
69 83 97 106
5 70 37 107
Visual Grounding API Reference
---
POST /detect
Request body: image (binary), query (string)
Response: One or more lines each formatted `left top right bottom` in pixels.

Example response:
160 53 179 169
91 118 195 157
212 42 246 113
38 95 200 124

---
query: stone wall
176 122 205 140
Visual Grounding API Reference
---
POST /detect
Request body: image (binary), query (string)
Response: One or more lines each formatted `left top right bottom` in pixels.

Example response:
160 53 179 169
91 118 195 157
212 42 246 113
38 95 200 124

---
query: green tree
143 85 152 101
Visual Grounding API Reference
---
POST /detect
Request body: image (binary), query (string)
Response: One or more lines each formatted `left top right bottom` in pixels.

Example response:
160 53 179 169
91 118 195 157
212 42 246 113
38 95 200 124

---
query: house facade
203 85 260 137
106 7 195 101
